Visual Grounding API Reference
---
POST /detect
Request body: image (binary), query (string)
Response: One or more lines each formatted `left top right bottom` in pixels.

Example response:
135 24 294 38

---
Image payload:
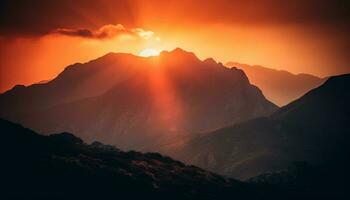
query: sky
0 0 349 93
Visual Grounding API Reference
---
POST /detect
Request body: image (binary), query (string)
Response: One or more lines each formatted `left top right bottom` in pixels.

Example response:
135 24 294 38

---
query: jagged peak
160 47 199 61
203 57 217 65
167 47 193 55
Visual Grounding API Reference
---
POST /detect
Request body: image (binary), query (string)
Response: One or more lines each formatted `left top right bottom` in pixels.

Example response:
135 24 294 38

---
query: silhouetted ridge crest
203 57 217 65
160 48 199 62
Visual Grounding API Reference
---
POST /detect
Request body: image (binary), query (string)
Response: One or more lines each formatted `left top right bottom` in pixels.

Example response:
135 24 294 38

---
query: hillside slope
171 74 350 181
0 118 252 200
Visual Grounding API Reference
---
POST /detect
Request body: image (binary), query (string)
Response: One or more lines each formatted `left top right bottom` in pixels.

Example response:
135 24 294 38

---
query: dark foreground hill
0 118 252 200
1 118 344 200
0 48 277 151
170 74 350 184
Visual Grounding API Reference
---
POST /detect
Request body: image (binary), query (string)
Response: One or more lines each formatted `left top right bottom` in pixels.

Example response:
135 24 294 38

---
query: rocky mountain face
170 74 350 182
226 62 326 106
0 48 277 151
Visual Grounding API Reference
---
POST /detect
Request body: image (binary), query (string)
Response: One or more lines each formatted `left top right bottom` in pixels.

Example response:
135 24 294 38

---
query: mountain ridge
0 48 277 151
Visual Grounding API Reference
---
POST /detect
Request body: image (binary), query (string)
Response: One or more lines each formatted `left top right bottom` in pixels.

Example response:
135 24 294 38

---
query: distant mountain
0 48 277 151
226 62 326 106
0 118 252 200
170 74 350 182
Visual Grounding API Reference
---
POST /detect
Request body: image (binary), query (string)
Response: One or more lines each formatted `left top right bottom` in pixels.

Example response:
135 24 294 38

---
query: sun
139 48 160 57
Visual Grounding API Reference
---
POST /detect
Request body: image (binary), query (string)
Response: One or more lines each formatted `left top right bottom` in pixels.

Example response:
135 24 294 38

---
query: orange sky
0 0 349 93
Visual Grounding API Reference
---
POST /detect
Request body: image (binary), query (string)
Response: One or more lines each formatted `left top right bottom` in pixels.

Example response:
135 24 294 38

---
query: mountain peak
98 52 139 61
160 47 199 62
203 57 217 65
169 47 191 54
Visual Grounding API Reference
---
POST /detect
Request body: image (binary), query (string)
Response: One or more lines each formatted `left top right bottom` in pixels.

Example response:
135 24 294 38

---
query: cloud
1 0 349 37
52 24 155 40
0 0 136 37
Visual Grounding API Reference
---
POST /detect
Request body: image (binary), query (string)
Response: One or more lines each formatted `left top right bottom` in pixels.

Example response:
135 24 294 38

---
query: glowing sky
0 0 349 93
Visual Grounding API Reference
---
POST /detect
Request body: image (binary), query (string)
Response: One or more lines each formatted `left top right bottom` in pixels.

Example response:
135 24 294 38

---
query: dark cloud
0 0 136 37
53 28 94 38
51 24 154 40
1 0 349 37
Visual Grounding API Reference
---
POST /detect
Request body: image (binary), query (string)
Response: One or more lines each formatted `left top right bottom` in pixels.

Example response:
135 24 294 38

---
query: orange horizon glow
0 26 346 94
1 1 349 93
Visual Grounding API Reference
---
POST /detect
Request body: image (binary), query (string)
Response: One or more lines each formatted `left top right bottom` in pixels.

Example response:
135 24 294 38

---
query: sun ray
147 62 184 136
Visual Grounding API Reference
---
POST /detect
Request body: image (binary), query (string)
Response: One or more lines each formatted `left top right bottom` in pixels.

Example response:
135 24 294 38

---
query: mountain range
226 62 326 106
0 48 277 151
1 48 349 199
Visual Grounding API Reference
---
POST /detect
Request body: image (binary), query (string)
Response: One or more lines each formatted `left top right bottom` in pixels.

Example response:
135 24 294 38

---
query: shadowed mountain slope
226 62 326 106
170 74 350 181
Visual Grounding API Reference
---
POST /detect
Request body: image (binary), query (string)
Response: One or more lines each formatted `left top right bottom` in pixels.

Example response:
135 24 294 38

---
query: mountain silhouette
226 62 326 106
0 48 277 151
170 74 350 182
0 118 253 200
